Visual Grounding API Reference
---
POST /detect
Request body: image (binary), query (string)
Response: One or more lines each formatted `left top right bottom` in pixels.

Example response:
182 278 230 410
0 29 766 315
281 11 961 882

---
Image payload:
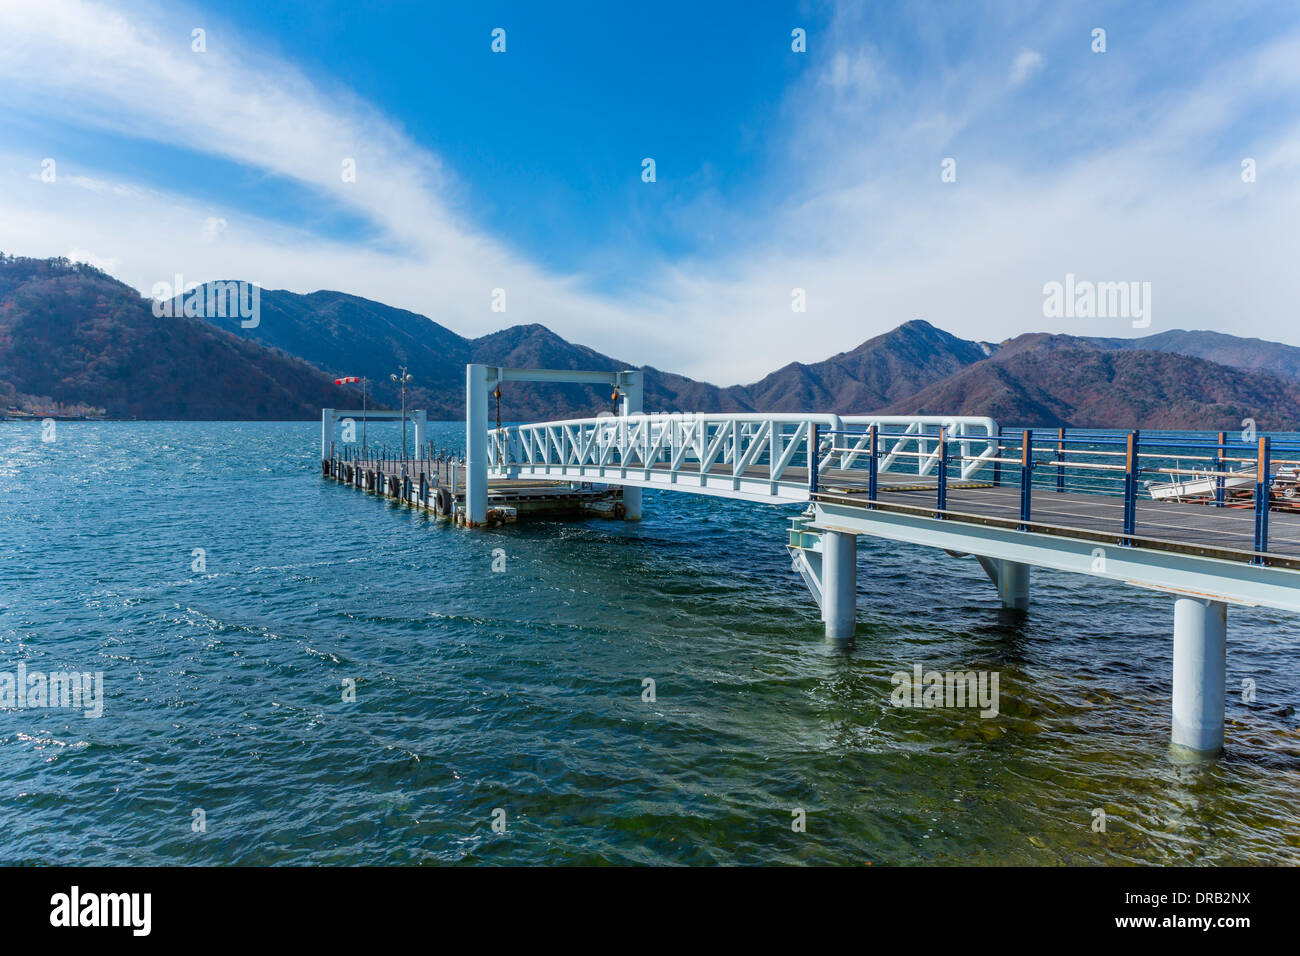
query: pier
321 364 1300 756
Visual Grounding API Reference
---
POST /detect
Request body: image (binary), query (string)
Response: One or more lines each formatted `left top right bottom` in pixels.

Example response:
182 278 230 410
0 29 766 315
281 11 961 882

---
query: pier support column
321 408 335 462
465 365 488 527
1172 597 1227 755
976 556 1031 611
621 370 642 521
997 560 1031 611
821 530 857 640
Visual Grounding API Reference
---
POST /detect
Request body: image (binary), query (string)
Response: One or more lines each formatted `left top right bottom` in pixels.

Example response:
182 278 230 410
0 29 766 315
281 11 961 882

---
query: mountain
890 343 1300 430
188 278 1300 428
0 255 351 419
1085 329 1300 384
740 320 991 411
233 288 467 416
468 324 750 420
8 253 1300 430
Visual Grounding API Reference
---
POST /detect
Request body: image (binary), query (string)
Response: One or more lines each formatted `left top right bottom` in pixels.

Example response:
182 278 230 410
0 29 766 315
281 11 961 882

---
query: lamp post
391 366 413 459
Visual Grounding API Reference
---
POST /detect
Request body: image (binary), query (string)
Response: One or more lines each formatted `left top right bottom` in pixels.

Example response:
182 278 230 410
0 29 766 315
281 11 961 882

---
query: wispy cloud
820 50 882 99
2 0 1299 386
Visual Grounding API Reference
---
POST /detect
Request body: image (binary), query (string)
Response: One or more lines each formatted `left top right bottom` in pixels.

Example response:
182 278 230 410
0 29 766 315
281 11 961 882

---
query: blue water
2 421 1298 865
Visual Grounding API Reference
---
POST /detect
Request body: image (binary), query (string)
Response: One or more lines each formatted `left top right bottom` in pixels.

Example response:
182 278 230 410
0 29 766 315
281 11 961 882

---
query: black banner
2 865 1284 942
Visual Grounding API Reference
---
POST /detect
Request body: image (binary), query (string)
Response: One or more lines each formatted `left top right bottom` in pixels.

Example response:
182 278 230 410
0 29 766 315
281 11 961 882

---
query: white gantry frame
322 407 426 460
466 365 643 526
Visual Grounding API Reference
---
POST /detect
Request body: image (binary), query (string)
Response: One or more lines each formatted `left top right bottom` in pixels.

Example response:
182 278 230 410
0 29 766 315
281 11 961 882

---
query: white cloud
66 248 118 272
0 0 678 368
1010 49 1043 85
821 50 881 98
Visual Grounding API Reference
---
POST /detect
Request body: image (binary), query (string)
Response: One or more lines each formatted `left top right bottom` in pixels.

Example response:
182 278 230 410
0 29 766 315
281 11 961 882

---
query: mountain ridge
5 254 1300 429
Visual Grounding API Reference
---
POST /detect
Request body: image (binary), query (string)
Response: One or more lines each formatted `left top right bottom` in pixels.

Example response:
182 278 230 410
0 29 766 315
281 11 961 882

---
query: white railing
838 415 1000 480
486 412 999 503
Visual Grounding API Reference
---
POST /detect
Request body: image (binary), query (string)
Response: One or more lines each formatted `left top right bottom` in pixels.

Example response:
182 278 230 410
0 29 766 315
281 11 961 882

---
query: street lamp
391 366 413 459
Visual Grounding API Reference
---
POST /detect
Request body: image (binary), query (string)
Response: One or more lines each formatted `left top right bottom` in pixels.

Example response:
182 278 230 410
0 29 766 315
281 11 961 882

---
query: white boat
1146 466 1257 502
1276 466 1300 499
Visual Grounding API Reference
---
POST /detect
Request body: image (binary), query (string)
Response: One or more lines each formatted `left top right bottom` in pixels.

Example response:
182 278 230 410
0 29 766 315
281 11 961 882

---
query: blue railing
815 425 1300 563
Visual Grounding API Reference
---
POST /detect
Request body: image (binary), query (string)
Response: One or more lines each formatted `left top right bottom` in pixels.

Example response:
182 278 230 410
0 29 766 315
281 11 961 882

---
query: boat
1146 466 1257 502
1276 466 1300 500
1147 465 1300 503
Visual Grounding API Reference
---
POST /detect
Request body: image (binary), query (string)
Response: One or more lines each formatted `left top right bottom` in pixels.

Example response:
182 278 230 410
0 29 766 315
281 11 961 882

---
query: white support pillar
466 365 488 527
413 410 427 460
621 370 643 521
997 560 1030 611
321 408 335 461
1172 597 1227 755
976 556 1031 611
821 530 857 639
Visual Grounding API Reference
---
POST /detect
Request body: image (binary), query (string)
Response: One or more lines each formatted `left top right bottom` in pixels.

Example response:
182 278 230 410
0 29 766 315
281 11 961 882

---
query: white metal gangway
483 411 1000 505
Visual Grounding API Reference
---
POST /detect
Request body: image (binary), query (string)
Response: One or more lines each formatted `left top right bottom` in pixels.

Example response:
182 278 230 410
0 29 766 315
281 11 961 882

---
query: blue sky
1 0 1299 382
197 0 815 277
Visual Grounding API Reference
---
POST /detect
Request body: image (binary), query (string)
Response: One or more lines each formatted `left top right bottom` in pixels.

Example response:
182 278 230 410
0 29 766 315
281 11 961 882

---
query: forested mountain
6 254 1300 430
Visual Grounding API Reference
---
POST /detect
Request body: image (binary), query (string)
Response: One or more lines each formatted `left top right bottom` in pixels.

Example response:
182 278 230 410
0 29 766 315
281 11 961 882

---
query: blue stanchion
1255 436 1271 562
1019 430 1033 529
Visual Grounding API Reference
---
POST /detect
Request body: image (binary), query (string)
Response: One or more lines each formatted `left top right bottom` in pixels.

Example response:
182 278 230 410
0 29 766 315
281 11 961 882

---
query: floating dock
322 452 624 526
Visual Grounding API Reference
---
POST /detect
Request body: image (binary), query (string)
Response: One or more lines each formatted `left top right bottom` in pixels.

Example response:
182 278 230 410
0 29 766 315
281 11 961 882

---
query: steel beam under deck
495 463 814 504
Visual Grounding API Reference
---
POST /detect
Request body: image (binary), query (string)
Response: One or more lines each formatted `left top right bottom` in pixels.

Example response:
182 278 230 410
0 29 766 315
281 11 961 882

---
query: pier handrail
833 416 998 480
484 412 1000 503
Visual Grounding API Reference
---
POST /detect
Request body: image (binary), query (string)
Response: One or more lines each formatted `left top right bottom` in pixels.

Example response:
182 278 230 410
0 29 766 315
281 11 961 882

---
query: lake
2 421 1298 864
